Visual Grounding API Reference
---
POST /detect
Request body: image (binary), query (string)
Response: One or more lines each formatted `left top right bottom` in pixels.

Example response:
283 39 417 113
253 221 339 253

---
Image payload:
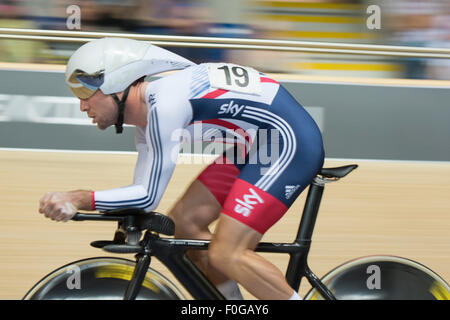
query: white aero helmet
65 37 194 133
66 37 194 99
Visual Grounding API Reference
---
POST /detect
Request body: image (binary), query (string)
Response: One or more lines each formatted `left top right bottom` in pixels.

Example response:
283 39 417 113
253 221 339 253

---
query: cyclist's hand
39 192 78 222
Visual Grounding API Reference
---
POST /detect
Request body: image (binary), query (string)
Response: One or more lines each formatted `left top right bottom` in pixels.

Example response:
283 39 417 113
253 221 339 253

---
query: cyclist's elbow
135 185 161 212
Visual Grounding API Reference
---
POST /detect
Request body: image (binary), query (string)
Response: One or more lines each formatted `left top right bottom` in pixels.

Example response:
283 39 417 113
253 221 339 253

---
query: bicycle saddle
319 164 358 179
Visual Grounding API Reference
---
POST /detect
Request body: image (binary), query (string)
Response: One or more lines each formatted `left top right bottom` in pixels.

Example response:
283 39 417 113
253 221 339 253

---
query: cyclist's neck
123 81 149 128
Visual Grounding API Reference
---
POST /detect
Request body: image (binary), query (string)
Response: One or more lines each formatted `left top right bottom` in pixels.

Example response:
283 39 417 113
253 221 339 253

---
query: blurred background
0 0 449 162
0 0 449 79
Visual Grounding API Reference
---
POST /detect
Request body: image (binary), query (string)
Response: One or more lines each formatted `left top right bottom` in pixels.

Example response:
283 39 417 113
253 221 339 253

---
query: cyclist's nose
79 100 89 112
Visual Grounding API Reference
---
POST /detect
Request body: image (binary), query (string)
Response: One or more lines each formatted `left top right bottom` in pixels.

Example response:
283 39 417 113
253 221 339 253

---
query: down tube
152 238 225 300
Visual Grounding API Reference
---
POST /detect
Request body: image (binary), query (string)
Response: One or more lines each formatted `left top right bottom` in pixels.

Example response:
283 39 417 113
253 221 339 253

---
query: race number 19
218 65 249 87
207 63 261 95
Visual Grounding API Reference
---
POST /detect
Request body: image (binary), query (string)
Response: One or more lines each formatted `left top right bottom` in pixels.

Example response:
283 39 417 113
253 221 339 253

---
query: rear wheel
23 257 185 300
305 255 449 300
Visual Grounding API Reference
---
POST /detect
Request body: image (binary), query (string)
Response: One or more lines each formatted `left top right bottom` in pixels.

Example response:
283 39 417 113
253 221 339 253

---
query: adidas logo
285 185 300 199
149 93 156 106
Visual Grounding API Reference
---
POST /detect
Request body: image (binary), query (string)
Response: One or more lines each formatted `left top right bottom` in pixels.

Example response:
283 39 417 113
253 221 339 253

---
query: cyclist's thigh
169 179 223 228
211 214 262 253
196 145 245 207
171 146 244 229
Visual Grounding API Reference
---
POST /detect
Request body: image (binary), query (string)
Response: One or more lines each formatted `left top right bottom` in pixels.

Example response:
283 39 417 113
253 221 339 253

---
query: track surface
1 149 448 299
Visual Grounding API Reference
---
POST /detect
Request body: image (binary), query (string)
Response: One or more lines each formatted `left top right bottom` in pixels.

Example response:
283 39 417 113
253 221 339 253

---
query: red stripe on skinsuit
260 77 278 84
201 89 229 99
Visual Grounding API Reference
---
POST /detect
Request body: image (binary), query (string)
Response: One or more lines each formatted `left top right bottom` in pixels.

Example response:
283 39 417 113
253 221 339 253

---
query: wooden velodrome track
0 149 448 299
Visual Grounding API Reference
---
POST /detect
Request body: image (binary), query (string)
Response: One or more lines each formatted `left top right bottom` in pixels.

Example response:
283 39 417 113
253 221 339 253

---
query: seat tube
295 178 325 245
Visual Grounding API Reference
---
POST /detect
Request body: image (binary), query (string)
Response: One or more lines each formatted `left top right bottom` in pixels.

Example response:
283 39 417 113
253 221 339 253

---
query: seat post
295 177 325 245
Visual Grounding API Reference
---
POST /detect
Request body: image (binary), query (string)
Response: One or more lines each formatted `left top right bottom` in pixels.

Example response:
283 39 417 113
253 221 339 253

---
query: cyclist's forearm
68 190 96 211
93 184 149 211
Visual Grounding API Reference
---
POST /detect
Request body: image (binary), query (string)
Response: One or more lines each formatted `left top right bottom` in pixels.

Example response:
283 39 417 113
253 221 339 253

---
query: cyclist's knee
168 197 221 238
208 240 242 274
209 214 262 272
169 201 219 227
208 247 229 274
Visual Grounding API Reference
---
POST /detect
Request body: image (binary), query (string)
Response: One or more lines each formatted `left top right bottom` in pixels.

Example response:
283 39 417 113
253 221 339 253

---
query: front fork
123 230 155 300
123 252 152 300
123 232 224 300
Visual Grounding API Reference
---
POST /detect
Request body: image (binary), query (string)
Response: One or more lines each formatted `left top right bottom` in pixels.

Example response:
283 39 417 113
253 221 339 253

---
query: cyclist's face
79 90 117 130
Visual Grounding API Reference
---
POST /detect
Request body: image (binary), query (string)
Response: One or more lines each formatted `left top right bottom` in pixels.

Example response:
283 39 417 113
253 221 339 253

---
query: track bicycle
24 164 450 300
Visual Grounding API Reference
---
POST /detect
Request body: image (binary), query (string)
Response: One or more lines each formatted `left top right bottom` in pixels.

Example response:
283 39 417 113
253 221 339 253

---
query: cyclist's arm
38 140 168 218
39 189 94 222
92 143 163 212
92 94 192 212
67 190 95 210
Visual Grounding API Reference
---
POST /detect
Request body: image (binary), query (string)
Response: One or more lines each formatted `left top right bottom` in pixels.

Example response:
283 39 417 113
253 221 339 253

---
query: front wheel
305 255 449 300
23 257 185 300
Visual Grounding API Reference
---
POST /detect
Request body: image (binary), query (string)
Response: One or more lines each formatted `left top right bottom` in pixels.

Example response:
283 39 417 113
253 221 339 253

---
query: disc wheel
24 257 185 300
305 255 449 300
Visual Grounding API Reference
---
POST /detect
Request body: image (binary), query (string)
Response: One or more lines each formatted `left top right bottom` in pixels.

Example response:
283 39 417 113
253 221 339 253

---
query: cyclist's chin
96 122 109 131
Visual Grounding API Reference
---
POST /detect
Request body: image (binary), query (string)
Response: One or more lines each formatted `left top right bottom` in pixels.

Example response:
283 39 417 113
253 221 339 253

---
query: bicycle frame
33 163 450 300
123 177 336 300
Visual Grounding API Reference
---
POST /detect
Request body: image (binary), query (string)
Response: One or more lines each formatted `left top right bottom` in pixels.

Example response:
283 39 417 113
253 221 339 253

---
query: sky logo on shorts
234 188 264 217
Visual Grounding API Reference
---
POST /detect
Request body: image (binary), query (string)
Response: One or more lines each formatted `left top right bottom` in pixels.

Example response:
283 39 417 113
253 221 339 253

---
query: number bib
207 63 261 95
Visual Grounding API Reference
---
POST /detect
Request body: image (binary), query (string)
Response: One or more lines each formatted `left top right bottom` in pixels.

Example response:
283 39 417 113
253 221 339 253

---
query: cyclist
39 38 324 300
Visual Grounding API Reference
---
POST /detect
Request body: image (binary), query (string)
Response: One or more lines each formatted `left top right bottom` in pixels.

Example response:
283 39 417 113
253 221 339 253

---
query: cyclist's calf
208 215 262 281
167 180 228 282
208 215 296 299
